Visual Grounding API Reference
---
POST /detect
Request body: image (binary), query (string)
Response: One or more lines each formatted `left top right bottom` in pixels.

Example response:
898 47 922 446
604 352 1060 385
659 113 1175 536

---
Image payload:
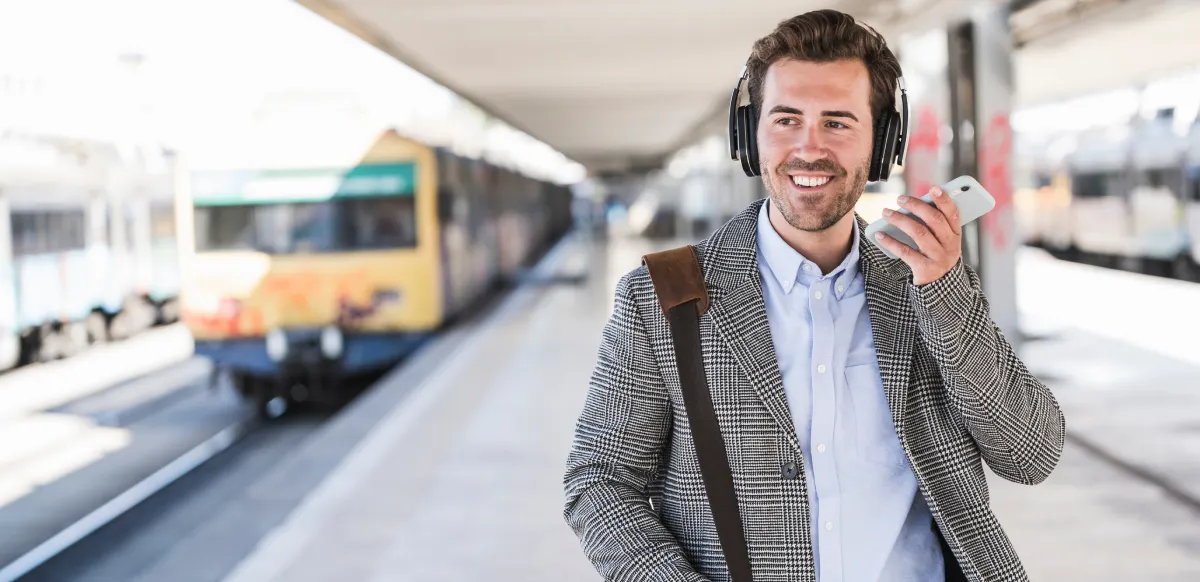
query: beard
762 155 869 232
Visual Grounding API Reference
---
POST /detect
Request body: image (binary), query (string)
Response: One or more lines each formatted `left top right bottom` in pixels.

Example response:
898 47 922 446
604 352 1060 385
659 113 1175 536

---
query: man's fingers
928 187 962 236
897 190 953 244
882 207 939 254
874 232 928 265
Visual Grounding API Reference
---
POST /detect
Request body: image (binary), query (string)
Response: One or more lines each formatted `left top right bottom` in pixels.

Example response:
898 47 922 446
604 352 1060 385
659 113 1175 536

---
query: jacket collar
695 198 918 445
697 199 911 298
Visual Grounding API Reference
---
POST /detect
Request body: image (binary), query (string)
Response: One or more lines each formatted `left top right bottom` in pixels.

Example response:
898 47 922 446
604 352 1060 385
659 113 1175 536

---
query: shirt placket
807 274 843 582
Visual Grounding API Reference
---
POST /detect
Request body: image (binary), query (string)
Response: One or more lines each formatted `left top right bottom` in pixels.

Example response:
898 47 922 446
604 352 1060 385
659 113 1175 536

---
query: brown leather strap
642 245 710 317
643 246 752 582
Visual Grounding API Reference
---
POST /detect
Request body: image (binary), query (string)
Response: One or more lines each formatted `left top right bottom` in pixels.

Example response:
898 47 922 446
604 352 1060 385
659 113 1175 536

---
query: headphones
727 47 910 182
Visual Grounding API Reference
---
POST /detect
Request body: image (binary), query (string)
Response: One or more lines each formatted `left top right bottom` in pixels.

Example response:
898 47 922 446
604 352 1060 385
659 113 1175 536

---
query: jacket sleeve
909 259 1066 485
564 270 709 582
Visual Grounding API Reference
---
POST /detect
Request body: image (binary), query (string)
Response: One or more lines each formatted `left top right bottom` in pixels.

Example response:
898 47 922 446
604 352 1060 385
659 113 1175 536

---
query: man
564 9 1065 582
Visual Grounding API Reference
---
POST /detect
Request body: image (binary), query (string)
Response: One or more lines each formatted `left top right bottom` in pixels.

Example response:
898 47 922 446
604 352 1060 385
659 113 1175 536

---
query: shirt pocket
844 361 906 468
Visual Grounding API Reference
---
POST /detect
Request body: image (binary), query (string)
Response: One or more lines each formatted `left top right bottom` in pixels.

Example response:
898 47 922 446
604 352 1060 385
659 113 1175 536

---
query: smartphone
865 175 996 260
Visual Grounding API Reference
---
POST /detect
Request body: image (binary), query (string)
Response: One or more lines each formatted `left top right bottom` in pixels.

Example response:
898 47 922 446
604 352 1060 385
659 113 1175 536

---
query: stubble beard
763 156 870 233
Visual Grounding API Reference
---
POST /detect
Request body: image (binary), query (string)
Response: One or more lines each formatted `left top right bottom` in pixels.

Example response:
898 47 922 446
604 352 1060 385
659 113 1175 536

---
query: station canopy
297 0 1200 174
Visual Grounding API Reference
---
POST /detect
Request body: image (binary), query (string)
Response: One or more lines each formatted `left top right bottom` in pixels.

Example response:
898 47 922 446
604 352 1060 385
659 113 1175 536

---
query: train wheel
86 312 109 344
157 299 181 325
232 372 290 420
18 328 40 367
1174 255 1197 282
61 322 88 358
259 395 290 420
40 323 64 362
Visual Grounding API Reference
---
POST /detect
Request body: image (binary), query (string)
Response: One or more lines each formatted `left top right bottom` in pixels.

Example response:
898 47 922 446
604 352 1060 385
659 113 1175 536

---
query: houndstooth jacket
563 199 1066 582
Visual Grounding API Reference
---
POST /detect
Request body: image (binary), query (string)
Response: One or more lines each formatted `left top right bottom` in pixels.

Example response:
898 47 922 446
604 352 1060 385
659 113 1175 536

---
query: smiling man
564 9 1065 582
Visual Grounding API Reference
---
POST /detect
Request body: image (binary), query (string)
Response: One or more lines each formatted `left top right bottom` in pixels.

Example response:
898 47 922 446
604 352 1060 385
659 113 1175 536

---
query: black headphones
727 59 910 181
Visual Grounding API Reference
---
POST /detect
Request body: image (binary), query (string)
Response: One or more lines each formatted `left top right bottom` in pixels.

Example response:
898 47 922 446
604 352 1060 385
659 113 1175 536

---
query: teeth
793 175 832 187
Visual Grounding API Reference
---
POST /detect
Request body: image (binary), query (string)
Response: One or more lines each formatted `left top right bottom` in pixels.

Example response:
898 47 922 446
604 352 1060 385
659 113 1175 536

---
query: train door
0 197 19 370
1129 114 1189 265
1067 127 1137 262
1185 123 1200 277
1129 164 1187 262
149 192 181 316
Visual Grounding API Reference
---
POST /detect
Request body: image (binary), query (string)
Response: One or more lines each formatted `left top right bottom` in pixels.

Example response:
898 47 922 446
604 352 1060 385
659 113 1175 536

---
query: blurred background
0 0 1198 580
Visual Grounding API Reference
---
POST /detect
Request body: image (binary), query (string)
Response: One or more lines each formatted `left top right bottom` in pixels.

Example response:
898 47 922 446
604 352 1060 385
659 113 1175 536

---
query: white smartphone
865 175 996 260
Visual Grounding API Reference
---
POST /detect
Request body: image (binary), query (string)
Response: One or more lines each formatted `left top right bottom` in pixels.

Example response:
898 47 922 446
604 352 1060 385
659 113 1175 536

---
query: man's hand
873 186 962 286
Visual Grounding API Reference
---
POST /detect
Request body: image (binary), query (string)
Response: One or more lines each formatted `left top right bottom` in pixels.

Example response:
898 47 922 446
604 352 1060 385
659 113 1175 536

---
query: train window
1071 172 1122 199
437 186 455 224
337 197 418 249
195 196 416 254
11 210 87 256
195 206 256 251
1141 168 1174 190
258 202 337 254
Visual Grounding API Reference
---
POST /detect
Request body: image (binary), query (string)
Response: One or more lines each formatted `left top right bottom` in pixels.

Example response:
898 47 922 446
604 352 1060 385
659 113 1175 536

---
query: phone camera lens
960 185 969 191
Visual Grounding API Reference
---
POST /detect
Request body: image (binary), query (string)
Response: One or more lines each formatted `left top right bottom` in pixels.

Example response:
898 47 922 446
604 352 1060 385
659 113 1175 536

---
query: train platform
209 231 1200 582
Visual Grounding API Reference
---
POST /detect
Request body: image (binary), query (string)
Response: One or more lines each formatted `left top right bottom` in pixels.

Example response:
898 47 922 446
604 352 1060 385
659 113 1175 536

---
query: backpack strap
641 245 753 582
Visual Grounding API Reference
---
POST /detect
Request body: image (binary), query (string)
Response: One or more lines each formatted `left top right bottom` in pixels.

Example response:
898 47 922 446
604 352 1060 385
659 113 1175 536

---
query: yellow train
178 130 574 416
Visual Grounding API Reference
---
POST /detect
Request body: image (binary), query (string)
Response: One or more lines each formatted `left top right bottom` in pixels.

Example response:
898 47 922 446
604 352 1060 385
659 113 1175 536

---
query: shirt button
814 291 823 300
817 443 826 453
825 522 834 531
837 284 845 294
817 364 826 374
803 263 813 272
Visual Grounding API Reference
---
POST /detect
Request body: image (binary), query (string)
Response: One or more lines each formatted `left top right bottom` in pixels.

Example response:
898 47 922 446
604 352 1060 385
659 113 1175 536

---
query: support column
900 1 1020 342
961 1 1020 341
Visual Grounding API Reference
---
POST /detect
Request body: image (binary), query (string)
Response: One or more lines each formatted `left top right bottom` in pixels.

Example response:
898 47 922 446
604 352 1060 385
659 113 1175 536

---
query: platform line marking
0 417 257 582
221 233 580 582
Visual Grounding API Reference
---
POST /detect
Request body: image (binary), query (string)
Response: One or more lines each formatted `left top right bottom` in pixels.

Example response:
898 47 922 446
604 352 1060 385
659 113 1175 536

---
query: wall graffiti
979 113 1014 249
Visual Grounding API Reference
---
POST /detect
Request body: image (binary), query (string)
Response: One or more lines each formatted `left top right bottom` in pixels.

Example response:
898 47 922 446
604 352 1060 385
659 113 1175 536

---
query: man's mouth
790 174 835 190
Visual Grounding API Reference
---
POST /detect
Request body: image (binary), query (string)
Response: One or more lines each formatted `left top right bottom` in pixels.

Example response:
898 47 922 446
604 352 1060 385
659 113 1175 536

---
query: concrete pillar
899 1 1019 341
960 1 1020 341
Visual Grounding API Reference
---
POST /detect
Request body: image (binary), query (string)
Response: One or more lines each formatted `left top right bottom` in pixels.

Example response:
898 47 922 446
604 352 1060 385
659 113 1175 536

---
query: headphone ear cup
878 112 901 181
869 113 889 182
737 106 757 177
744 106 760 177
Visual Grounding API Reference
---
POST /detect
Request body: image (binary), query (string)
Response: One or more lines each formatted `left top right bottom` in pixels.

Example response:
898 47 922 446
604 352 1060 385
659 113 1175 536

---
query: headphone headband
727 65 749 161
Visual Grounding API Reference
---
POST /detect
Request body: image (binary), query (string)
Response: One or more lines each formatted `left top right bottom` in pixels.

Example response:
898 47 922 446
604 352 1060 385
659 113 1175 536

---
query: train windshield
1071 171 1123 199
191 163 418 254
194 197 417 254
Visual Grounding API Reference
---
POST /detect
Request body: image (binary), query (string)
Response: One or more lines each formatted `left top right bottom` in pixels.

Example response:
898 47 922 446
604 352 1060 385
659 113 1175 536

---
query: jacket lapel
855 215 917 436
699 201 802 453
696 203 918 450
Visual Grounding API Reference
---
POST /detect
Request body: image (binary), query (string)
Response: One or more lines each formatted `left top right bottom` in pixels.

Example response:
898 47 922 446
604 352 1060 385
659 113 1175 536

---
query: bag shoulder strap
642 245 710 317
641 245 753 582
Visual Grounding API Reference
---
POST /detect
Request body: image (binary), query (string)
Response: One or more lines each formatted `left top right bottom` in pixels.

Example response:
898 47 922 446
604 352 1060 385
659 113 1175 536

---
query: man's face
757 58 875 232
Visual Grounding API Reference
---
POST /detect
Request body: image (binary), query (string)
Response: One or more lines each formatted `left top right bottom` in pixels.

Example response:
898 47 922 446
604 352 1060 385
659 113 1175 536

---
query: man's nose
793 124 828 160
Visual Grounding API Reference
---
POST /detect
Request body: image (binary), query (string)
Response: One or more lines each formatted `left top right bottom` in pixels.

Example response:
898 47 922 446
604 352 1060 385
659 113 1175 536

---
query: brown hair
747 9 902 128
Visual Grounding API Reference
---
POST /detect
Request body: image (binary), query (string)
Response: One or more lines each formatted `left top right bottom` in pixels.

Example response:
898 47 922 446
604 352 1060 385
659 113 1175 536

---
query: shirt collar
755 199 861 298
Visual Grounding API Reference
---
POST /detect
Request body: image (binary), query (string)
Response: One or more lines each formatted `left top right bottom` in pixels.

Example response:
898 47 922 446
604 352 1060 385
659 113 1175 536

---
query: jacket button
781 461 799 480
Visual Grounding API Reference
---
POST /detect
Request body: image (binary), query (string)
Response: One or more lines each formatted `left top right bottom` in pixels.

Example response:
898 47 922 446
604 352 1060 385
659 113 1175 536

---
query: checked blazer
563 199 1067 582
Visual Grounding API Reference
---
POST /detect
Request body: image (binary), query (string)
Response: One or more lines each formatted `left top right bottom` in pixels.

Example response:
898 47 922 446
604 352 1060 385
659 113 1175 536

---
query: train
0 131 181 370
1013 110 1200 281
177 129 575 418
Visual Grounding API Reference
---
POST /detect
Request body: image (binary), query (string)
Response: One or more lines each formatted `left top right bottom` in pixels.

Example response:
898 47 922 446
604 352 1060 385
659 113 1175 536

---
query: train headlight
265 329 288 362
320 326 343 360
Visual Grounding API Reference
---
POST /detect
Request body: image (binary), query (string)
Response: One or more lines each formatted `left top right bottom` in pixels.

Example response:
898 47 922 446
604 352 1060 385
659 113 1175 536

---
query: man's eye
827 121 848 129
776 118 795 125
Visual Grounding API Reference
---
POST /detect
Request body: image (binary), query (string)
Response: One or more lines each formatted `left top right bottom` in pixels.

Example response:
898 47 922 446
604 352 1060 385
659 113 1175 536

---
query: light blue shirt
755 200 944 582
